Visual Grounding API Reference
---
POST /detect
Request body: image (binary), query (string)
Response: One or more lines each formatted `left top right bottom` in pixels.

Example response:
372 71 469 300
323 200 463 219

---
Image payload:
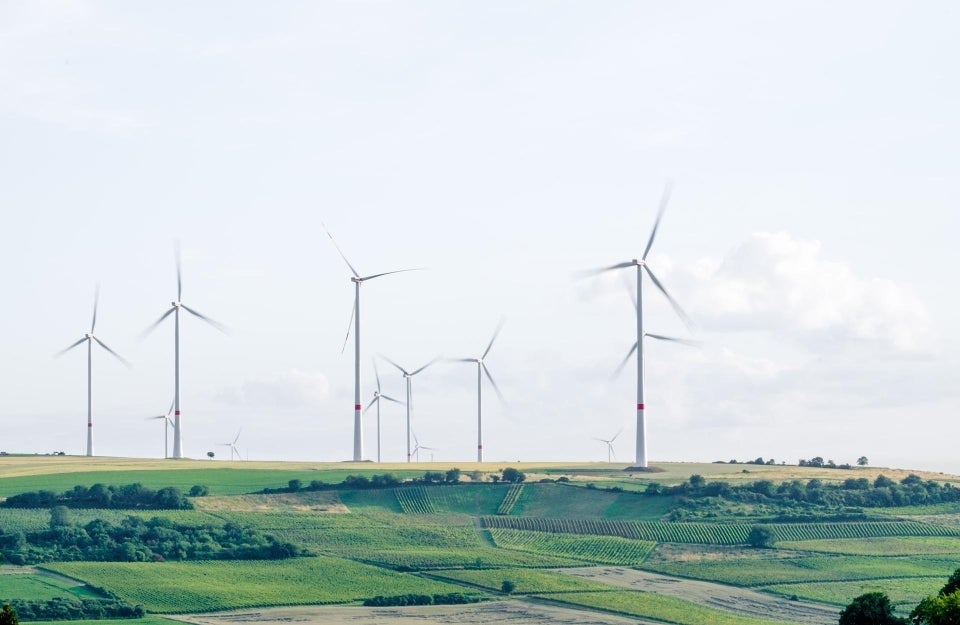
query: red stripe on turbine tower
175 410 181 416
88 422 93 427
637 403 645 410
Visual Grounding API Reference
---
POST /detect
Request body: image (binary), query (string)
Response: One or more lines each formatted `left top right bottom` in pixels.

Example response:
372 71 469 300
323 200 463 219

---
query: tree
288 479 303 492
501 468 525 484
688 474 705 489
49 506 71 529
206 451 215 459
857 456 869 466
444 468 461 484
839 592 906 625
0 604 18 625
501 580 515 594
910 592 960 625
941 568 960 597
747 525 775 549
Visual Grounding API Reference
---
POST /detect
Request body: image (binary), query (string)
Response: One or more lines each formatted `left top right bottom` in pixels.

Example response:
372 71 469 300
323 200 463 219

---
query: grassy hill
1 457 959 623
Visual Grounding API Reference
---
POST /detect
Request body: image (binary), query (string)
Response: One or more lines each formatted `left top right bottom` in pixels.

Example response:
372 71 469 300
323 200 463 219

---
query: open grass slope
0 567 101 601
45 557 471 613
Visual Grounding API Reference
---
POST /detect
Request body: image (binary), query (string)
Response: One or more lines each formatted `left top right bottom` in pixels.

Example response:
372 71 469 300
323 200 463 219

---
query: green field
46 557 468 613
1 458 959 623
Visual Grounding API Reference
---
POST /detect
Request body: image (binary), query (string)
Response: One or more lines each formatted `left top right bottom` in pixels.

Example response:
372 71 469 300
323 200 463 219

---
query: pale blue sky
1 1 957 471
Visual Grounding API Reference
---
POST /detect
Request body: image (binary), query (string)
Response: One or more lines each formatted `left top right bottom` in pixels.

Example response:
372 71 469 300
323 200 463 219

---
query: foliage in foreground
838 592 906 625
839 568 960 625
362 593 483 606
2 485 192 511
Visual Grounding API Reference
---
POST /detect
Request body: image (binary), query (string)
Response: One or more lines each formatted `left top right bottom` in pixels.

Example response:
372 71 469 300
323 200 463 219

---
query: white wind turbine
381 355 439 463
220 429 243 460
363 360 404 463
594 428 623 463
145 399 175 458
411 429 437 463
452 320 505 462
142 245 227 459
56 285 130 457
587 183 694 468
322 223 418 462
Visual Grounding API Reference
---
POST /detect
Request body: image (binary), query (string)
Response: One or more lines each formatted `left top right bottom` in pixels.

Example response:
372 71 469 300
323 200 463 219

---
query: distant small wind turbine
594 428 623 463
451 319 505 463
363 360 404 463
142 243 227 459
322 222 419 463
381 355 439 463
585 182 694 468
56 284 131 457
145 399 175 458
411 430 437 463
220 429 243 461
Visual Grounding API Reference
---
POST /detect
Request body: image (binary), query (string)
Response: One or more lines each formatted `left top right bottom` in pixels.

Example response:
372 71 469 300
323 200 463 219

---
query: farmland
2 457 960 623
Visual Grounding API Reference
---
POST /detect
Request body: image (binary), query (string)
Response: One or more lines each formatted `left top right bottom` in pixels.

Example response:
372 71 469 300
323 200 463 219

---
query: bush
839 592 905 625
747 525 775 548
188 485 209 497
501 468 526 484
501 580 516 594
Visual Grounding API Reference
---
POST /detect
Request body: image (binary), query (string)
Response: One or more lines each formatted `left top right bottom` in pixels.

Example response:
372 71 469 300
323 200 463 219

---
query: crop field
396 486 438 514
761 577 947 609
777 536 960 556
45 557 467 613
433 567 609 594
0 568 100 601
489 528 656 565
642 553 959 586
541 590 798 625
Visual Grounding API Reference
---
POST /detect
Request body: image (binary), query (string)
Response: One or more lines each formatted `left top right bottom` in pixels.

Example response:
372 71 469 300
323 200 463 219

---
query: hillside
1 458 959 625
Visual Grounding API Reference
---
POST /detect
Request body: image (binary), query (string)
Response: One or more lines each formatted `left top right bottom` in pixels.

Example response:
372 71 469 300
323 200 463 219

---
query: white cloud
690 232 930 353
217 369 329 410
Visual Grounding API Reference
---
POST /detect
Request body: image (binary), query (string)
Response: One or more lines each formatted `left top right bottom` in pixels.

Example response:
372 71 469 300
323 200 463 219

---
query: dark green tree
839 592 905 625
857 456 869 466
501 468 525 483
501 580 515 594
910 592 960 625
747 525 775 548
0 604 17 625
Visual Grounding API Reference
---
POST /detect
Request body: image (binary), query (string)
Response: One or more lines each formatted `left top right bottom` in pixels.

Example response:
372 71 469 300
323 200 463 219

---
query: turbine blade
642 180 673 261
167 399 175 415
381 395 405 405
643 265 693 330
578 261 635 278
610 427 624 442
91 283 100 333
481 318 506 360
141 307 176 339
373 358 381 392
56 337 88 357
92 337 132 368
340 300 356 354
233 428 242 445
359 268 421 281
482 363 505 403
646 333 701 347
620 272 638 312
175 241 183 301
363 396 378 414
380 354 409 376
410 357 440 376
321 221 360 278
612 342 638 379
181 304 229 334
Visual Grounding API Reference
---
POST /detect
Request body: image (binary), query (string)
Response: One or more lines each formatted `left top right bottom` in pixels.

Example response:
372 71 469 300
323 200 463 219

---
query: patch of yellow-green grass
0 567 100 601
541 590 797 625
192 491 347 513
489 528 656 566
432 568 609 594
778 536 960 556
45 557 467 613
762 577 946 610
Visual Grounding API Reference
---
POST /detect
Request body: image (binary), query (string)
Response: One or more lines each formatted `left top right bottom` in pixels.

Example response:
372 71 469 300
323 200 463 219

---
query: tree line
840 568 960 624
1 483 196 510
0 598 144 622
0 512 304 565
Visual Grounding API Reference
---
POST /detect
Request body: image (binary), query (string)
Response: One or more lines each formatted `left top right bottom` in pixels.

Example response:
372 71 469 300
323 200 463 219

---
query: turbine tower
381 356 438 463
146 399 175 458
56 285 130 457
322 223 417 462
588 183 693 468
142 244 227 459
452 319 505 462
363 360 404 463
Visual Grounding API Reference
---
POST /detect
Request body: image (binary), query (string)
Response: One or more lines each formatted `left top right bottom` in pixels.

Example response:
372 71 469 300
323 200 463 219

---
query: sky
1 1 958 472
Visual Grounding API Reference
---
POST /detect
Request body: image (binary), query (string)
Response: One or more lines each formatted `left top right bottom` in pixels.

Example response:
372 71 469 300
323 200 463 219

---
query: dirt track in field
561 567 839 625
169 599 660 625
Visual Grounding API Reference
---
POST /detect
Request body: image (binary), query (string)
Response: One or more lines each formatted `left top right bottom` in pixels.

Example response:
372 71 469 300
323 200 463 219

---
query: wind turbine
594 428 622 463
587 182 693 468
363 360 404 463
452 320 505 462
56 285 130 457
220 429 243 460
322 223 418 462
381 355 438 463
145 399 175 458
142 244 227 459
411 430 437 463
